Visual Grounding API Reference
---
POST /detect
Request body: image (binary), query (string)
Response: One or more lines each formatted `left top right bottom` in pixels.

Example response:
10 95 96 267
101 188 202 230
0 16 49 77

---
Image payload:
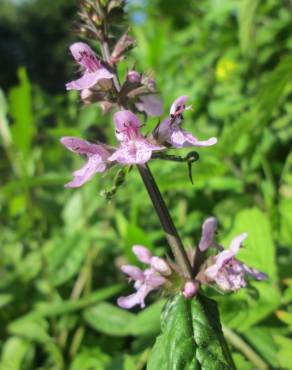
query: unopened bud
111 32 135 63
127 70 141 84
183 281 199 299
150 256 171 276
141 75 156 91
132 245 152 264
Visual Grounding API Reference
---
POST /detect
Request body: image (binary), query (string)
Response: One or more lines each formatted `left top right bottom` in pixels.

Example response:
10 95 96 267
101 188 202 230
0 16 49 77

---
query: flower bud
141 75 156 91
150 256 171 276
183 281 199 299
132 245 152 264
126 70 141 84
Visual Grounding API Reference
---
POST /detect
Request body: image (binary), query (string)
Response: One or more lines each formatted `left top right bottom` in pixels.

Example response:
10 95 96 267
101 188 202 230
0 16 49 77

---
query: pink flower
117 245 170 309
60 137 110 188
155 96 217 148
66 42 114 91
126 70 141 84
198 217 218 252
203 231 267 291
183 281 199 299
136 94 163 117
108 111 164 165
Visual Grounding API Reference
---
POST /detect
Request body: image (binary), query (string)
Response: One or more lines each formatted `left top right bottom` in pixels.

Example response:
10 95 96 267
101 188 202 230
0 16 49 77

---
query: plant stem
100 37 193 279
138 164 193 279
222 325 269 370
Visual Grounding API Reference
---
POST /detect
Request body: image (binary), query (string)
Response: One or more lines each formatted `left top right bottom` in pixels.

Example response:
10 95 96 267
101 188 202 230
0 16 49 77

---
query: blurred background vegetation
1 0 292 369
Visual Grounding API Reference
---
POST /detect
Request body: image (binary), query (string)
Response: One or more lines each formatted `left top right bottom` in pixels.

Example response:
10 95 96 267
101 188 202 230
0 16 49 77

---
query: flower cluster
117 245 171 309
196 217 267 292
61 42 217 188
117 220 267 310
62 12 267 312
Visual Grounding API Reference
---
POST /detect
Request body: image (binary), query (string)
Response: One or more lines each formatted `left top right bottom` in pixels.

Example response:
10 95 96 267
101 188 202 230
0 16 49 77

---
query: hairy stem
138 164 193 279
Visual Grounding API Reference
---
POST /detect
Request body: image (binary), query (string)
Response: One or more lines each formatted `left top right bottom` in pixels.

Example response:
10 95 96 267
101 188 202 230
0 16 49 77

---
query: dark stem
138 164 193 279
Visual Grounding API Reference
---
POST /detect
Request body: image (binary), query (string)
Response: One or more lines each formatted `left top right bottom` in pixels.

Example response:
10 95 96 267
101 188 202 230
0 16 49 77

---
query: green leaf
35 284 123 316
83 302 135 336
276 310 292 327
219 208 280 330
147 294 235 370
0 337 33 370
83 300 165 337
238 0 259 56
0 293 13 308
279 197 292 247
8 314 52 344
274 335 292 370
44 232 91 286
70 347 110 370
220 284 280 332
127 299 165 336
0 88 12 148
224 207 276 279
9 68 35 159
243 327 280 368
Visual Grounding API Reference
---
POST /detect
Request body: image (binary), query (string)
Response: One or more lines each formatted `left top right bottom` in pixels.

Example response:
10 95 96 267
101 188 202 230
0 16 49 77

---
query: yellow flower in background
216 58 237 81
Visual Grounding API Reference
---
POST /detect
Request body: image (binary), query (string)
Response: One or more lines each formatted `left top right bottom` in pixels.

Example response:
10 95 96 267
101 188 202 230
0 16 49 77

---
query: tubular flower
108 110 164 165
136 94 163 117
117 245 170 309
60 137 111 188
198 217 218 252
66 42 114 91
199 226 267 291
154 96 217 148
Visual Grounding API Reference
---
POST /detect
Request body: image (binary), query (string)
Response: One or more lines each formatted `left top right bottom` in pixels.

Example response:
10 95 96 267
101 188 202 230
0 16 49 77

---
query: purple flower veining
117 245 170 309
66 42 114 91
60 137 111 188
108 110 164 165
197 219 268 292
155 96 217 148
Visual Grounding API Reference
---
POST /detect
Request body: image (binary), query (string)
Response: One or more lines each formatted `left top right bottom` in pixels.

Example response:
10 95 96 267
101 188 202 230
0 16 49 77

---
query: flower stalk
138 164 193 279
100 33 193 280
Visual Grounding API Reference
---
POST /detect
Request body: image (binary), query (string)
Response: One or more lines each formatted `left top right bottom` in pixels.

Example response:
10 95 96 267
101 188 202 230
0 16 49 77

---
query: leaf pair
148 294 236 370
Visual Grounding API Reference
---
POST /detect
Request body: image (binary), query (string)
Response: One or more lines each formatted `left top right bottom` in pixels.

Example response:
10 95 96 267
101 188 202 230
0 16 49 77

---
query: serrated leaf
147 294 235 370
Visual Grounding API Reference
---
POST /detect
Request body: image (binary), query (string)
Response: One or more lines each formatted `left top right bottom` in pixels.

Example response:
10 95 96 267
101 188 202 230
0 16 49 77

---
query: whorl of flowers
61 0 267 310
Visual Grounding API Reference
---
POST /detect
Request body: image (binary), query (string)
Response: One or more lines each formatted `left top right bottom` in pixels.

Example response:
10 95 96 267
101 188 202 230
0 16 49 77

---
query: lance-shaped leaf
147 294 235 370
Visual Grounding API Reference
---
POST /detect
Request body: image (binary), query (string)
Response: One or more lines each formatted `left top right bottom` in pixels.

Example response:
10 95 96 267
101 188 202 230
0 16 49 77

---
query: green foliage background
1 0 292 369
